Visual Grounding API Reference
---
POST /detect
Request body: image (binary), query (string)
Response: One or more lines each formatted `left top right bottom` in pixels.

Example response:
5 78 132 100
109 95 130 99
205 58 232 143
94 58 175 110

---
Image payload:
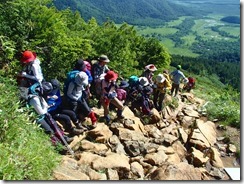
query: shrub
0 74 61 180
193 74 240 128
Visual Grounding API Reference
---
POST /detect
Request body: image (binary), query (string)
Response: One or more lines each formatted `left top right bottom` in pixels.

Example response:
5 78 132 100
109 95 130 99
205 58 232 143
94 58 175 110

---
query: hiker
131 77 153 116
127 75 140 103
116 80 129 105
170 65 188 97
18 50 44 86
27 82 73 145
17 50 44 100
91 54 110 98
153 74 171 111
101 70 124 124
66 71 97 128
183 77 196 92
141 64 157 85
44 79 86 135
163 69 171 83
84 60 92 72
73 59 93 102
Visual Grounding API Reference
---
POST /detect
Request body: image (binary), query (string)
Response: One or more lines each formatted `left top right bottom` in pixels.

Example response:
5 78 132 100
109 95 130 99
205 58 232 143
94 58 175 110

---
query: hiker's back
63 70 80 97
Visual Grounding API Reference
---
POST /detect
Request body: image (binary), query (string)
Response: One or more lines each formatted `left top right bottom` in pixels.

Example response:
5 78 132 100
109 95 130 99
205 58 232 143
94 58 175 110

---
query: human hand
21 72 27 77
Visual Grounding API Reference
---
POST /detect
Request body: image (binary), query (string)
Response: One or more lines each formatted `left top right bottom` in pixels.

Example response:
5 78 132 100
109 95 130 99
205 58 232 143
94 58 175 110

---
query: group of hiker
16 50 195 149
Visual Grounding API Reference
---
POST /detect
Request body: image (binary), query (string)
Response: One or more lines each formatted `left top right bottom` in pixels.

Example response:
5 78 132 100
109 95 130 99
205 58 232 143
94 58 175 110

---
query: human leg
110 97 124 118
157 92 166 111
153 89 159 110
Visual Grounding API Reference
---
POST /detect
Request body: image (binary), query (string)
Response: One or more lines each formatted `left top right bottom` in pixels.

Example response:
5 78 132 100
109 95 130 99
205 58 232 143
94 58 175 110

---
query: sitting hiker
170 65 188 97
66 71 97 128
43 79 86 135
73 59 93 102
183 77 196 92
27 82 73 145
153 74 171 111
91 55 110 98
131 77 153 115
101 70 124 124
17 50 44 101
127 75 140 102
141 64 157 85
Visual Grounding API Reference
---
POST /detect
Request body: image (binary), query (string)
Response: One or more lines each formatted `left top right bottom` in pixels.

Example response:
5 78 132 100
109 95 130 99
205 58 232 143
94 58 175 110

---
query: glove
108 92 117 99
21 72 27 77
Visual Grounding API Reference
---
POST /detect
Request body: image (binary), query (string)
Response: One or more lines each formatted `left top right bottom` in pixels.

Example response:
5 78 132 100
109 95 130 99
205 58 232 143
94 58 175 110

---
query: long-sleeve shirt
155 79 172 93
141 70 154 84
170 70 187 85
67 81 84 101
28 95 48 115
92 62 109 80
22 58 44 85
46 90 62 112
101 80 117 98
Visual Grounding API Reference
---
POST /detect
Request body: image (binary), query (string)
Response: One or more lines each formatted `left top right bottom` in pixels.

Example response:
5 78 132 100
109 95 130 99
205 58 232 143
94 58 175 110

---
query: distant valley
53 0 240 61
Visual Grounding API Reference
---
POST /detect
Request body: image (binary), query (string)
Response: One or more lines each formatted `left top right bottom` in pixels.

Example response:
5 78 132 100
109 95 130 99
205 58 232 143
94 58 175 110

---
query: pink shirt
116 88 127 101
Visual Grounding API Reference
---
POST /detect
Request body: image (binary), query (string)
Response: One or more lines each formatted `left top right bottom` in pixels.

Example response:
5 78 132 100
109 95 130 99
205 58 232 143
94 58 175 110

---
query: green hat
177 65 181 70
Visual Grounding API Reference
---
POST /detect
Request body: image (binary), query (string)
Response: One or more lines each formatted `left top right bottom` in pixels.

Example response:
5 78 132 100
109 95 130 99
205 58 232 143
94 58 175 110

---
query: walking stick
45 113 75 157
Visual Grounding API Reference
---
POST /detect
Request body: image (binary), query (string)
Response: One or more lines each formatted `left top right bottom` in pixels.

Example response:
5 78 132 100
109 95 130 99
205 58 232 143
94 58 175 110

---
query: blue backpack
63 70 79 96
29 82 41 96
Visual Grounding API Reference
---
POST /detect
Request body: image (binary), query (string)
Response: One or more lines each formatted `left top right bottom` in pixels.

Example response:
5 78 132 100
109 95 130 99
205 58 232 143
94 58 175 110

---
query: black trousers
69 97 91 117
50 108 78 130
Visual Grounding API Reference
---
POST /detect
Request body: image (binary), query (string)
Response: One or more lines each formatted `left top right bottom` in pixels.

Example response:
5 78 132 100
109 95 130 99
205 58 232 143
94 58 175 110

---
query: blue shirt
170 70 186 85
46 90 62 112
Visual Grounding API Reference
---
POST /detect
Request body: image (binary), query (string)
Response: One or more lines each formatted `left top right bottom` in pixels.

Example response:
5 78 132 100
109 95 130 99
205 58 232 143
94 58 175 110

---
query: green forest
53 0 199 26
0 0 240 180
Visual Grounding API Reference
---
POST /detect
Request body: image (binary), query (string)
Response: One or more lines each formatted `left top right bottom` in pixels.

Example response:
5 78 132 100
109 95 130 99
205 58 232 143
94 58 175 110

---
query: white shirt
28 95 48 115
23 58 44 84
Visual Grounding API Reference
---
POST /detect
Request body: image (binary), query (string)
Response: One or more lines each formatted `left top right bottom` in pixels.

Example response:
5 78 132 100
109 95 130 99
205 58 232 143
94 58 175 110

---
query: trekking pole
45 113 75 157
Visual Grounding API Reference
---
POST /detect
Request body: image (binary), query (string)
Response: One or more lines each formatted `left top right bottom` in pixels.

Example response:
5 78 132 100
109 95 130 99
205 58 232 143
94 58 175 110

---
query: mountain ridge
53 0 197 25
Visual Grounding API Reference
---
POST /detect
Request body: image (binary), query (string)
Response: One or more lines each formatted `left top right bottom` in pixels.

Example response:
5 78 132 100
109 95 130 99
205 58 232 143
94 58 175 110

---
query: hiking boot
76 123 88 130
117 109 124 119
105 115 111 124
63 135 74 144
117 115 125 119
91 122 97 128
71 127 85 135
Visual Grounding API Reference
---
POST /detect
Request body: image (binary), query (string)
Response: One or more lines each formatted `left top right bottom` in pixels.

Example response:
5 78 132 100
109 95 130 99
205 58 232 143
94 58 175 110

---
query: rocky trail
52 92 240 180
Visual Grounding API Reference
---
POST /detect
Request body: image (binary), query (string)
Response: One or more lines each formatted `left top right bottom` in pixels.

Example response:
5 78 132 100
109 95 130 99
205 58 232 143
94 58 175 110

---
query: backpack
29 82 41 96
63 70 80 96
128 75 139 87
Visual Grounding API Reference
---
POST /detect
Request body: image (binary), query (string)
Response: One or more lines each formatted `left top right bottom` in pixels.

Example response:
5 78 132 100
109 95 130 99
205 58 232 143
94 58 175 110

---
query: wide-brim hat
50 79 60 94
119 80 129 88
21 50 36 63
42 82 53 95
145 64 157 72
156 74 166 83
139 77 149 86
105 70 118 81
98 54 110 63
75 71 88 86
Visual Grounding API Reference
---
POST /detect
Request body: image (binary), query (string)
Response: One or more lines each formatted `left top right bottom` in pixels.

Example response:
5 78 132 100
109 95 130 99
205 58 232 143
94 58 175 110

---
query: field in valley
135 0 240 57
